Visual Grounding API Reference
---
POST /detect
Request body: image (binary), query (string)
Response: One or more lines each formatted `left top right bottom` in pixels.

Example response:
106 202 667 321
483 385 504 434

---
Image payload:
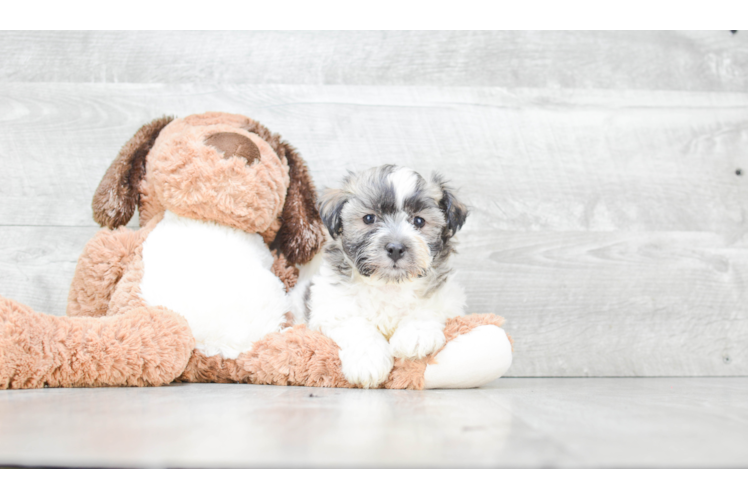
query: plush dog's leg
0 297 194 389
245 325 354 388
178 325 355 388
386 314 513 390
177 315 511 390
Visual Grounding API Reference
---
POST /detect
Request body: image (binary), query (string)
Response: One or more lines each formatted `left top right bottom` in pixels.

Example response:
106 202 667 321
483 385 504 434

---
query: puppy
292 165 469 388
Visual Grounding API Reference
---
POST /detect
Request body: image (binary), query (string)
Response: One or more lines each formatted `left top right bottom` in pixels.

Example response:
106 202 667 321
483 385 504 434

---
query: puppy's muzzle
386 242 406 263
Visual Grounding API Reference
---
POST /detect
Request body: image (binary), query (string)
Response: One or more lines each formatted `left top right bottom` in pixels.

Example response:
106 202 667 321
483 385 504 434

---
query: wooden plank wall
0 31 746 376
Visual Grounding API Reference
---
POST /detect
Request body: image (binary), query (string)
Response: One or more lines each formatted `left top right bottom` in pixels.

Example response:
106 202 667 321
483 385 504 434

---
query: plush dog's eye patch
205 132 261 166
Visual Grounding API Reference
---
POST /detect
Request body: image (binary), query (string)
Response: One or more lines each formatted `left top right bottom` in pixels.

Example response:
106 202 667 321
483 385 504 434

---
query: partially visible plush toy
0 112 512 390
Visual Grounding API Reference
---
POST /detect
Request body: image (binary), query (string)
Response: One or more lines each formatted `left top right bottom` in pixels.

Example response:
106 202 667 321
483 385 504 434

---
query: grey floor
1 378 745 468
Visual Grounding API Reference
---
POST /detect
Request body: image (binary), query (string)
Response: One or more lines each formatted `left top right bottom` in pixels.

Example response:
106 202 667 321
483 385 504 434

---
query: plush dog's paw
339 340 394 389
390 320 446 360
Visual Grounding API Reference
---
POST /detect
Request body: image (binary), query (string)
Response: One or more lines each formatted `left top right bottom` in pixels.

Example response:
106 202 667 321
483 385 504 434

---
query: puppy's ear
272 141 326 265
434 174 468 240
92 116 173 228
318 188 350 240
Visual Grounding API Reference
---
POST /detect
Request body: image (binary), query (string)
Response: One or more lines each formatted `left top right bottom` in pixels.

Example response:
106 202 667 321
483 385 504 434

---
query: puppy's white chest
358 283 421 339
140 211 288 359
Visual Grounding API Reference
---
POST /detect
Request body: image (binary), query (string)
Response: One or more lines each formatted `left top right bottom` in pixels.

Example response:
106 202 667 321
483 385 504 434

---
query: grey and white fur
290 165 469 388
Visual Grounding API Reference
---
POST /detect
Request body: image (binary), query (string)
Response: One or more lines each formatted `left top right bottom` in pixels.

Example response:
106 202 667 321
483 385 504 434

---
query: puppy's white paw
390 320 446 360
339 339 394 389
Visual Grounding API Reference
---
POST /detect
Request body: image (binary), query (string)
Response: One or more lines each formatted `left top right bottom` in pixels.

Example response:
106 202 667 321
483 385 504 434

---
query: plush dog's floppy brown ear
238 117 325 265
272 141 326 265
92 116 174 228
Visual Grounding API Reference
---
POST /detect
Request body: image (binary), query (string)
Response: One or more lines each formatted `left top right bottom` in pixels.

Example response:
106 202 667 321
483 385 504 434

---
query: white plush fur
140 210 289 359
423 325 513 389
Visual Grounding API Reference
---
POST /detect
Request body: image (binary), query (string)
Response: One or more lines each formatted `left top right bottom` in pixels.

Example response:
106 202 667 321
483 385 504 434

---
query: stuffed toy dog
0 112 512 390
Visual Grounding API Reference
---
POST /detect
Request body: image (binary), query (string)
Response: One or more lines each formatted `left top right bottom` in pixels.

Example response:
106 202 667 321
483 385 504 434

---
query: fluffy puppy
292 165 469 388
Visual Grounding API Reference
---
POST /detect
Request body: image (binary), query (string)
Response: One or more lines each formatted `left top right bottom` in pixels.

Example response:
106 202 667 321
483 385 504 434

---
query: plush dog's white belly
140 211 288 359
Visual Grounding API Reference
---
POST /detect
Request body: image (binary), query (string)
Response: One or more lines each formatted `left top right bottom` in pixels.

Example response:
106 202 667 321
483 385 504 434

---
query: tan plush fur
68 213 163 318
177 325 355 388
144 123 289 235
135 112 326 264
0 297 194 389
176 314 508 390
0 112 510 390
271 251 300 292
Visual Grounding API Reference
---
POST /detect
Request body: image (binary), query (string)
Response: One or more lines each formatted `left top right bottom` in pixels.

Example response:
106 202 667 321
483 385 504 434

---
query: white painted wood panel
455 230 747 376
0 227 99 316
0 31 745 91
1 84 746 230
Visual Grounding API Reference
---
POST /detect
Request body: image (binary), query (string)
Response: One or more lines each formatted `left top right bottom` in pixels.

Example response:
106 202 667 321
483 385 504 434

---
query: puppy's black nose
386 242 406 262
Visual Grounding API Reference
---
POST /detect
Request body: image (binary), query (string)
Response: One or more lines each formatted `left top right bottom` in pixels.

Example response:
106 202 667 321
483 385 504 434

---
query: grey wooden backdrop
1 31 746 377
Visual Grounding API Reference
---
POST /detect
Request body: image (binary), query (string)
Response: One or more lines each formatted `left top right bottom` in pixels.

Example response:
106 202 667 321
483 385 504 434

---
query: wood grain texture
0 31 746 91
454 230 748 376
1 84 746 230
0 227 99 316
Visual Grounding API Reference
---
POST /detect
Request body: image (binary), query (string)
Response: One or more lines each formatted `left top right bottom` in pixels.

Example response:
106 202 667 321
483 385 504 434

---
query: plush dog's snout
386 242 406 262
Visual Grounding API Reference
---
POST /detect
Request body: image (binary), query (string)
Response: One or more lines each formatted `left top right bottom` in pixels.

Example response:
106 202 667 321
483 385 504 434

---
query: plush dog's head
91 112 325 265
319 165 468 283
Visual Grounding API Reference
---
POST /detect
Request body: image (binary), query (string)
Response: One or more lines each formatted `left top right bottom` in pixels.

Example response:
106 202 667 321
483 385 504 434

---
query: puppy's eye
363 214 376 225
414 216 425 228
